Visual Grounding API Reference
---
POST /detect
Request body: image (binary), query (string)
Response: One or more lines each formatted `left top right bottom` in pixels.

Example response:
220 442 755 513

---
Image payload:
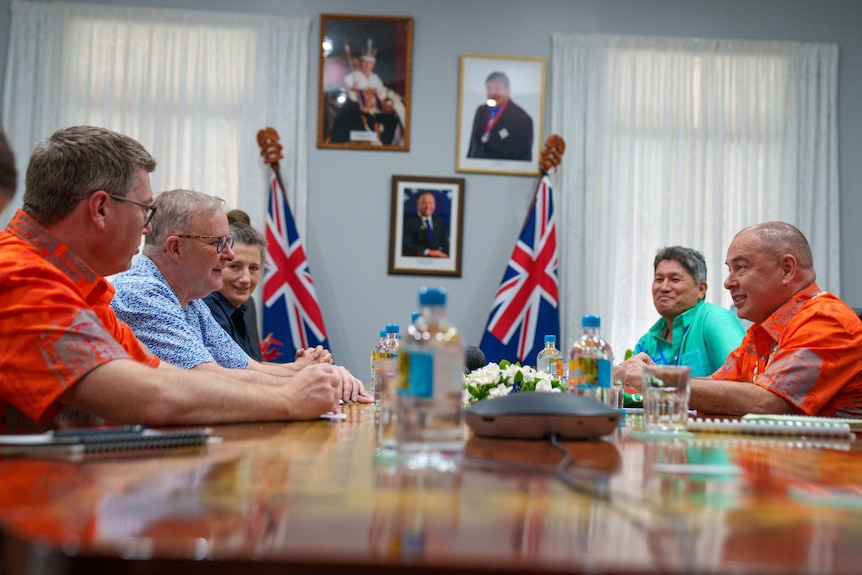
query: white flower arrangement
462 359 568 406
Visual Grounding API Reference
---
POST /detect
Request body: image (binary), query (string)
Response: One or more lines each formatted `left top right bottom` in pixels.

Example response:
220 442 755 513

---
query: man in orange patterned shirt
0 126 342 433
692 222 862 417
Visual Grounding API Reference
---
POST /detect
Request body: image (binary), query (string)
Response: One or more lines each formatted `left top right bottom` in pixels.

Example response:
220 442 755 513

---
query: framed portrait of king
456 54 545 175
389 175 465 277
318 14 413 151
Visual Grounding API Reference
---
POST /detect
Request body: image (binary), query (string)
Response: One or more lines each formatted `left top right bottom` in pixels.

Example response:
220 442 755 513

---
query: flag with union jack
262 178 329 361
479 175 560 366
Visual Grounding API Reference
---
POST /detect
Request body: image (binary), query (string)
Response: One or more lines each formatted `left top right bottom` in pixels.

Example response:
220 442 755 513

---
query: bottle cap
418 286 446 306
582 315 601 328
411 311 420 323
385 323 400 334
544 335 556 343
379 329 386 338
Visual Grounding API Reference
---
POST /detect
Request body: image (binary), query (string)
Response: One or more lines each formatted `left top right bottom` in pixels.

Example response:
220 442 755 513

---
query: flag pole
257 126 290 205
518 135 567 231
256 126 291 361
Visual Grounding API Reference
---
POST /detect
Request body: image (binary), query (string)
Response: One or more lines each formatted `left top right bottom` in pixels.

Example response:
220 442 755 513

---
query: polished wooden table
2 405 862 574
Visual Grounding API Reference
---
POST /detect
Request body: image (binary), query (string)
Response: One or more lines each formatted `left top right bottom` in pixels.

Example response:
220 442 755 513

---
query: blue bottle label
597 358 612 389
404 350 434 398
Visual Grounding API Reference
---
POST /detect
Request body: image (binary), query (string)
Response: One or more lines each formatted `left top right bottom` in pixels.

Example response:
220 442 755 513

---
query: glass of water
642 364 691 432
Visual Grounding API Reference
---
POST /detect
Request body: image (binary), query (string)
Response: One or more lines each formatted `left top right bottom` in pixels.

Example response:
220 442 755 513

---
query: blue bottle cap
544 335 556 343
418 286 447 306
582 315 601 328
385 323 400 334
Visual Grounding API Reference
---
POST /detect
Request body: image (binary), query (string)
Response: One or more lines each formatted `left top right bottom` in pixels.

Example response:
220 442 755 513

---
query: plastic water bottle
569 315 615 405
381 323 401 374
397 287 465 471
369 328 387 399
374 324 401 459
370 324 399 404
536 335 564 378
383 323 400 353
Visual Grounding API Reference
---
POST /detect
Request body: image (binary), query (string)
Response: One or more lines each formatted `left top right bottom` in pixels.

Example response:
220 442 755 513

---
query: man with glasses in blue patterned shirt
111 188 370 403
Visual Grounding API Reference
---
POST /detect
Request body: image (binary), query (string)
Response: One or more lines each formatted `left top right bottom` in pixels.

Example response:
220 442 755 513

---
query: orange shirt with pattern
712 283 862 418
0 210 160 431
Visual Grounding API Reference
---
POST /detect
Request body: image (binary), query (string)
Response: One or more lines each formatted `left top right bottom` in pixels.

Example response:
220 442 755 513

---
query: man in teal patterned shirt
616 246 744 386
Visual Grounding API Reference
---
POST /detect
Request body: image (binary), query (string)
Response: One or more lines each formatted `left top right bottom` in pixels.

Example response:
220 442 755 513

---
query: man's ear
164 236 181 258
781 255 797 283
86 190 110 230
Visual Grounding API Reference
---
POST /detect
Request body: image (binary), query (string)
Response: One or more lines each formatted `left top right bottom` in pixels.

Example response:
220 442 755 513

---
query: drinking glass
642 364 691 432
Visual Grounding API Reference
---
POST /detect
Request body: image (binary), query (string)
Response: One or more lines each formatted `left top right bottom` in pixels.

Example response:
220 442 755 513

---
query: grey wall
1 0 860 378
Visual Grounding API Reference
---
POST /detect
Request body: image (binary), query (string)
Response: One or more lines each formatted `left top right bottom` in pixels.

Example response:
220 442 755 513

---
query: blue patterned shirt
110 256 250 369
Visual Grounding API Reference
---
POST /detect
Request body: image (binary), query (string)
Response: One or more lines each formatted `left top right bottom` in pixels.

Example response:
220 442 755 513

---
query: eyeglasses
176 235 235 253
107 194 157 227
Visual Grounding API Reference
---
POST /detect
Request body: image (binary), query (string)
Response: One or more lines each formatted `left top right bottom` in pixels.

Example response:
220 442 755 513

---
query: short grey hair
747 221 814 271
485 71 510 88
143 189 225 254
654 246 708 284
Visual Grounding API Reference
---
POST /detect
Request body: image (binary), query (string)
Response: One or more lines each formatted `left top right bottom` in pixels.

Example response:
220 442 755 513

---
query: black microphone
464 345 486 373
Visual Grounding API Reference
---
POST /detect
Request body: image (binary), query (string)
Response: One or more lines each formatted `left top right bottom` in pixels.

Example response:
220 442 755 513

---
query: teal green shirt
633 300 745 377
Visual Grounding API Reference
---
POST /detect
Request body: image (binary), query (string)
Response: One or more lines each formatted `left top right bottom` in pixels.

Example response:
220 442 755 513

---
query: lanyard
656 326 689 366
483 100 509 138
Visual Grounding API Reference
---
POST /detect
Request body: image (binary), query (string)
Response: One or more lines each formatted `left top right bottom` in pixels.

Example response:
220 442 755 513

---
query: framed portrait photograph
318 14 413 151
456 54 546 176
389 175 465 277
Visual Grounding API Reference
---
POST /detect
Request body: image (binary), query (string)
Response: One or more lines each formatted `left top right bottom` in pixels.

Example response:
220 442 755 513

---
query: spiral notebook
685 416 855 438
741 413 862 431
0 425 213 461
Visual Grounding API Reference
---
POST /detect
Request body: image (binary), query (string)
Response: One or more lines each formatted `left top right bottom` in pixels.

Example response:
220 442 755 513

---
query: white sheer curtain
2 0 309 234
550 34 839 356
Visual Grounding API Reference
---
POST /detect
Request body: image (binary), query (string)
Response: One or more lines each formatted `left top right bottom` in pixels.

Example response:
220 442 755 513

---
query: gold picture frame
317 14 413 151
456 54 546 175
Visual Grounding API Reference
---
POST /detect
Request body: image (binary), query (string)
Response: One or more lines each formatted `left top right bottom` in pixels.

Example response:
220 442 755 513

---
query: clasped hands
292 346 372 405
612 352 654 391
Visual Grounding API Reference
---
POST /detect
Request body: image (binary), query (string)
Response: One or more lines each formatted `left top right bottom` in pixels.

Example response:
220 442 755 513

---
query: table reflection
3 406 862 575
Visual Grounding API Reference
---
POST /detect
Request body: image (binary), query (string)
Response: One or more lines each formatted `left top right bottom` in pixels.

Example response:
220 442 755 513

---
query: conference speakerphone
465 392 621 440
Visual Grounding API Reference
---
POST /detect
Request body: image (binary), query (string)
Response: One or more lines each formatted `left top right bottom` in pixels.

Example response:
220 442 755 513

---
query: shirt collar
674 299 705 329
5 209 110 303
757 282 823 342
211 289 247 313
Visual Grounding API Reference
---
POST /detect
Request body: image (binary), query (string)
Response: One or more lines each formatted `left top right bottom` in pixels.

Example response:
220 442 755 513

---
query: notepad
685 417 854 438
0 425 213 460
